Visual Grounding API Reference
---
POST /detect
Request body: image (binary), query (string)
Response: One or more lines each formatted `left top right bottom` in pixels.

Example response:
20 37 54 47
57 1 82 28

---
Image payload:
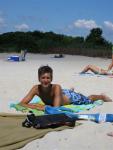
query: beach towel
10 96 45 115
10 103 44 116
0 113 77 150
61 100 103 112
10 96 103 115
75 72 113 78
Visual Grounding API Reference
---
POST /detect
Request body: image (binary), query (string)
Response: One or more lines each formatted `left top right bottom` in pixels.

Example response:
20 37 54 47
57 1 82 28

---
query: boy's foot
107 132 113 137
70 87 74 91
101 94 112 102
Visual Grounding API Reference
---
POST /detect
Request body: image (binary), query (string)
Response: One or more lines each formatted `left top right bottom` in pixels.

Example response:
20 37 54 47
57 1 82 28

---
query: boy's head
38 65 53 81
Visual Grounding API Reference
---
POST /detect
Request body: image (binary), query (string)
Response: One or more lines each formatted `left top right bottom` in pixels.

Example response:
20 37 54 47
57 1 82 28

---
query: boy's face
39 73 52 87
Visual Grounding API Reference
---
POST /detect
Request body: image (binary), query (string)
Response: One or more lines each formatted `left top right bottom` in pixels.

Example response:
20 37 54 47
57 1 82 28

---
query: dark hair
38 65 53 81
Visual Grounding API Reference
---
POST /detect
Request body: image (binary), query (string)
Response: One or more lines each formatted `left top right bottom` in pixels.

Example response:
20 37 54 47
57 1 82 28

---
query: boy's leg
107 132 113 137
88 94 112 102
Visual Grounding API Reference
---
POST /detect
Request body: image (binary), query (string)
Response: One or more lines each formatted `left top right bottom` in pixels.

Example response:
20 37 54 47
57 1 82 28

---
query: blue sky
0 0 113 43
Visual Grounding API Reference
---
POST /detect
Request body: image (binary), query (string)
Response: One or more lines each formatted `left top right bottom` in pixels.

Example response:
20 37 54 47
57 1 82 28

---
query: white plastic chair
7 49 27 61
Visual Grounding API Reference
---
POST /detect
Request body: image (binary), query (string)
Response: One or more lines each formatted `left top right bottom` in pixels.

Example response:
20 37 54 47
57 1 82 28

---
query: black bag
22 111 75 129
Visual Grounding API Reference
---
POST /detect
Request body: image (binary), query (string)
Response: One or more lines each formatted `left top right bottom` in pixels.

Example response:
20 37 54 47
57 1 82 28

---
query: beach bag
22 111 75 129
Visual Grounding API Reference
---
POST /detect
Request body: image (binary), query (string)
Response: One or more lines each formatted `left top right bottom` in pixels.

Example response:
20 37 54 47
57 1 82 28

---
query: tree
85 28 108 46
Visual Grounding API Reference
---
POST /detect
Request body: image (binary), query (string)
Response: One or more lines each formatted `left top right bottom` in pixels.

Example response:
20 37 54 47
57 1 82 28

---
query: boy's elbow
19 101 26 106
19 101 24 106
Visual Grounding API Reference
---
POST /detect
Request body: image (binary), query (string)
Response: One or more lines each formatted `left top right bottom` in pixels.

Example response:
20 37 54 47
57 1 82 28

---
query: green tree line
0 27 112 58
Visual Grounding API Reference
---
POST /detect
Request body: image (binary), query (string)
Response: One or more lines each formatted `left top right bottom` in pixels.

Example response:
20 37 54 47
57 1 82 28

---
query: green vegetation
0 28 112 58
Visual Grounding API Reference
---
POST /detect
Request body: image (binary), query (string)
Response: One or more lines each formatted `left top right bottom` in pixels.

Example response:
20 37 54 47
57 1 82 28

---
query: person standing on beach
19 65 112 110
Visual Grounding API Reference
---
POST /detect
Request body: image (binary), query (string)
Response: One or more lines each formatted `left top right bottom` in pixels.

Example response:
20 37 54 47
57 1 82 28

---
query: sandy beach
1 53 113 150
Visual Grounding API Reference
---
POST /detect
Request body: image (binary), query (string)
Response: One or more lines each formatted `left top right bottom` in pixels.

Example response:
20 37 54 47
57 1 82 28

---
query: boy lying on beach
81 64 113 75
19 65 112 111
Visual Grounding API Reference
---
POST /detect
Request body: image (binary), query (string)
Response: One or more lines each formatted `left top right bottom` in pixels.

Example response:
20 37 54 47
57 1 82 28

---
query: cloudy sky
0 0 113 42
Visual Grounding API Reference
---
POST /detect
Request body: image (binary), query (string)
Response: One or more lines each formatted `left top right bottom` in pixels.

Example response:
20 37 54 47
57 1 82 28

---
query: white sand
0 53 113 150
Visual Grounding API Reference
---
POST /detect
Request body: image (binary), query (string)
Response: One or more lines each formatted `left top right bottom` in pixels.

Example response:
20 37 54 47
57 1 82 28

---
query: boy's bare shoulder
32 85 38 90
52 84 62 89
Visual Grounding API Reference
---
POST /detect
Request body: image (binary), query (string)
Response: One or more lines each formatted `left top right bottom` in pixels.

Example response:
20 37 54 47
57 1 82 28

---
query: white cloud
0 16 6 28
104 21 113 30
74 19 98 29
14 23 29 31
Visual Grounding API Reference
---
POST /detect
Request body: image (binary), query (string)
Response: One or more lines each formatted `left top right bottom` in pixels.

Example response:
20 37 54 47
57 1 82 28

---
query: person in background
107 45 113 72
80 46 113 75
20 49 27 61
80 64 113 75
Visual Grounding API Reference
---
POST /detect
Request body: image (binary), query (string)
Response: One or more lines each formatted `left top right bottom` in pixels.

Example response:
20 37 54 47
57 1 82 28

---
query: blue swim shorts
62 89 93 105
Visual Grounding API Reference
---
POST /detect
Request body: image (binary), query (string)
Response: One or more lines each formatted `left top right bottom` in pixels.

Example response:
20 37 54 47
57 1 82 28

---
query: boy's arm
19 85 45 110
53 85 62 107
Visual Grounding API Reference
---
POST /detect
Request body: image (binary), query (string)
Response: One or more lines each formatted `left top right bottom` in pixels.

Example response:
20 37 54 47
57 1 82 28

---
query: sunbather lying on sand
81 64 113 75
107 46 113 73
19 65 112 111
